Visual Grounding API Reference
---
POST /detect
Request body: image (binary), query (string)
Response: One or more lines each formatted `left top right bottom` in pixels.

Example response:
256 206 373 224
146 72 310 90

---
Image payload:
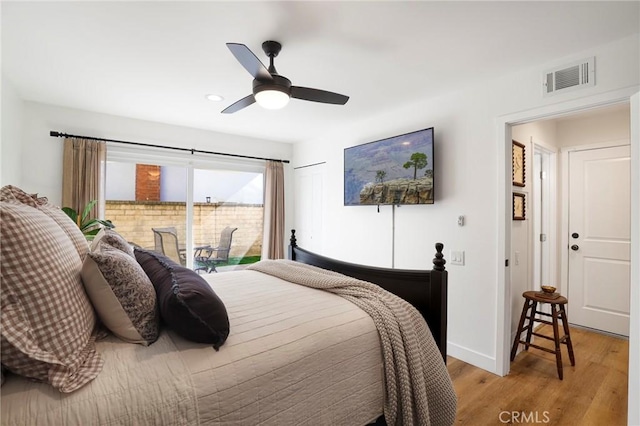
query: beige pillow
82 243 159 345
0 200 102 393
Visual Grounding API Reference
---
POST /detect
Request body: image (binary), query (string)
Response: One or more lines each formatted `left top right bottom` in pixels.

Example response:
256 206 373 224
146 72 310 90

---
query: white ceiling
2 1 638 144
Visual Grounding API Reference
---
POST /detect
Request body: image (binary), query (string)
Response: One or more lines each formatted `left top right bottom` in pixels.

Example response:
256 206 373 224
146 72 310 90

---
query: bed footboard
287 230 448 361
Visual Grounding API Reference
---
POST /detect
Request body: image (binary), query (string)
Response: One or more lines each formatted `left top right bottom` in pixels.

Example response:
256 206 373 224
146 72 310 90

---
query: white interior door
293 163 325 253
568 145 631 336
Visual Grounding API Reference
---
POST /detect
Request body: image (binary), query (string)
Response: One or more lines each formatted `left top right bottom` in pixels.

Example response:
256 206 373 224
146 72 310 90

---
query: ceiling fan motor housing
253 74 292 97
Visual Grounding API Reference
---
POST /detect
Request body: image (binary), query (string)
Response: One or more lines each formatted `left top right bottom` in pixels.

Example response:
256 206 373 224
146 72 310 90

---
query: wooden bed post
430 243 448 362
288 229 297 261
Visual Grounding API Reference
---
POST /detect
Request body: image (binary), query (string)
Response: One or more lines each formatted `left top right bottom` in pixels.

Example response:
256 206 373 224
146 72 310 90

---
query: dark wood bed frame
287 229 448 361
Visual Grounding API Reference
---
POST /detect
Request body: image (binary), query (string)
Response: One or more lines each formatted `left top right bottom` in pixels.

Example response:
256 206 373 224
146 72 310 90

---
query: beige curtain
61 138 106 219
262 161 285 259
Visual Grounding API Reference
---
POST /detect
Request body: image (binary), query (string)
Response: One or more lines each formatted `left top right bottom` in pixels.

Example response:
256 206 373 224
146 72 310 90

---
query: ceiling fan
222 41 349 114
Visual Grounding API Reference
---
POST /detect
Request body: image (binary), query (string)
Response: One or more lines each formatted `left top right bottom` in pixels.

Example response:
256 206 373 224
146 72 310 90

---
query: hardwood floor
448 325 629 425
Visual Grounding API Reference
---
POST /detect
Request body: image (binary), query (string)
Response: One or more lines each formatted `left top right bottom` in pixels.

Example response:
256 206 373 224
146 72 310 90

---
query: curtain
262 161 285 259
61 138 106 219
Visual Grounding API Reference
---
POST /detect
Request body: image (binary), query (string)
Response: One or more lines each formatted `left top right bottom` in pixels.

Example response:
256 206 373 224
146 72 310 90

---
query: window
105 148 264 272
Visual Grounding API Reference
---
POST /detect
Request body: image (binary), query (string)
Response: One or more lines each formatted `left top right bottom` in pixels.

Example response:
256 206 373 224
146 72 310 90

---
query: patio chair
194 226 238 273
152 227 186 266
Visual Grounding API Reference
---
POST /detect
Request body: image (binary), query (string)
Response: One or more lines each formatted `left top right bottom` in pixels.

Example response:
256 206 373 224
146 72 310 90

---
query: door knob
571 233 579 239
571 244 579 251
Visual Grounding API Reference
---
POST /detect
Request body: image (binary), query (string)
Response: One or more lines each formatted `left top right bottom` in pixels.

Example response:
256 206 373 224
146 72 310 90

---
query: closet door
294 163 325 253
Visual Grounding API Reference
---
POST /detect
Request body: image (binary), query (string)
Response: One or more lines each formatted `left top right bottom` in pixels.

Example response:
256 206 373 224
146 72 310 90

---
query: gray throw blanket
247 260 457 426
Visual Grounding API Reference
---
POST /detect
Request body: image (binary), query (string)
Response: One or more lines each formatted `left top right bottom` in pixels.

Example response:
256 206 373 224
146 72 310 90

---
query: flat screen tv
344 127 434 206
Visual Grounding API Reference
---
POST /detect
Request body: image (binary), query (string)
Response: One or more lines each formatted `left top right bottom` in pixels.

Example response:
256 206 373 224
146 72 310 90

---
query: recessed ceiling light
205 94 224 102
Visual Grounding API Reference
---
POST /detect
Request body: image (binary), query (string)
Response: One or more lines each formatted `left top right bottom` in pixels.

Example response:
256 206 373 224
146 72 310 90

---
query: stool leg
551 304 563 380
511 300 531 361
559 305 575 366
524 300 538 350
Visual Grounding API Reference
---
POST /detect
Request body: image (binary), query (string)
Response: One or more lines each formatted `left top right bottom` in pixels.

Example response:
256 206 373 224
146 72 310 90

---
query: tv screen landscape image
344 127 434 206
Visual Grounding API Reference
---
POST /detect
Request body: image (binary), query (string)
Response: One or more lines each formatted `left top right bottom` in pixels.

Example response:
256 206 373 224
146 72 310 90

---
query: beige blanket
248 260 458 426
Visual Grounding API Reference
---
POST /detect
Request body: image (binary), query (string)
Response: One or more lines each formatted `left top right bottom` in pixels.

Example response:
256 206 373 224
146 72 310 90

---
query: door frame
496 86 638 378
559 139 631 301
628 92 639 426
533 142 558 292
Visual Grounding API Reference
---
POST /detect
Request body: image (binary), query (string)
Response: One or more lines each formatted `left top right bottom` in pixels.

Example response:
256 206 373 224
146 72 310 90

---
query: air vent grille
543 57 595 96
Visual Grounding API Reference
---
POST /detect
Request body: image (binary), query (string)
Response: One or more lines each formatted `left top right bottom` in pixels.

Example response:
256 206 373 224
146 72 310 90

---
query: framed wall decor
512 140 525 187
513 192 526 220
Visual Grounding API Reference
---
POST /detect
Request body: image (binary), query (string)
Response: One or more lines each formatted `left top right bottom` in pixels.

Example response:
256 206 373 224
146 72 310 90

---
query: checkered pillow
0 201 103 393
0 185 89 261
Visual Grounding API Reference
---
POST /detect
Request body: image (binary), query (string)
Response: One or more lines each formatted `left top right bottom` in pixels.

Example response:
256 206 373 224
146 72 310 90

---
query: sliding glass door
105 147 264 272
190 167 264 272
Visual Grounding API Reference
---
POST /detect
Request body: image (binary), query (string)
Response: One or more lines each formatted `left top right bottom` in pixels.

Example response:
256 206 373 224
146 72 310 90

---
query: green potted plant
62 200 114 240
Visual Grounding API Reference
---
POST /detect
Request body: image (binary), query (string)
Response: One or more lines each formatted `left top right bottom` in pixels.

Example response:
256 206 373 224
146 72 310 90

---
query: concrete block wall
105 201 263 257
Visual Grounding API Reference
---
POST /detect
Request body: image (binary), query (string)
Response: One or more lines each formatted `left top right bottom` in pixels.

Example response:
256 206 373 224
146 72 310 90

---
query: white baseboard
447 341 498 374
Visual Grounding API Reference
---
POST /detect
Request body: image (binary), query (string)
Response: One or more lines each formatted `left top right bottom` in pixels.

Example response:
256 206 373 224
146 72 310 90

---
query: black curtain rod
49 131 290 164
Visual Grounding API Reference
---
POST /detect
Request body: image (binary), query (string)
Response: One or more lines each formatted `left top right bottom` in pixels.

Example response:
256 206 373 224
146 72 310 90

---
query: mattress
1 270 384 425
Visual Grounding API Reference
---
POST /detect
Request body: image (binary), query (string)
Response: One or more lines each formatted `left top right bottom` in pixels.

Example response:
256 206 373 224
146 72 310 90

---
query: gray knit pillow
82 242 159 345
101 229 135 258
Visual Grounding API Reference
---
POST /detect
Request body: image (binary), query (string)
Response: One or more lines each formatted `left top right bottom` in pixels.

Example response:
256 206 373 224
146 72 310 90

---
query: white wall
293 34 640 372
1 75 23 187
556 106 630 147
19 102 292 203
15 101 293 235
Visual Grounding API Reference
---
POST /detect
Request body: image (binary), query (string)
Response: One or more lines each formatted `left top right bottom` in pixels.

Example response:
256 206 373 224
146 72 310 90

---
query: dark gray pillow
134 248 229 349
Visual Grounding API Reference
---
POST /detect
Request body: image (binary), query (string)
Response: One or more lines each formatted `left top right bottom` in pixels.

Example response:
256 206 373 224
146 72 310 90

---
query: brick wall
135 164 161 201
105 201 263 257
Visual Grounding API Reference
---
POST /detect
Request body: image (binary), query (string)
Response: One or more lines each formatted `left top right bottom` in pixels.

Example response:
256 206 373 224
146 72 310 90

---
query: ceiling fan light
255 88 290 110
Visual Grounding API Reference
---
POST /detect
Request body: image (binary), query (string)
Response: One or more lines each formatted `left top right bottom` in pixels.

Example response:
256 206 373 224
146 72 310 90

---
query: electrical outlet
450 250 465 266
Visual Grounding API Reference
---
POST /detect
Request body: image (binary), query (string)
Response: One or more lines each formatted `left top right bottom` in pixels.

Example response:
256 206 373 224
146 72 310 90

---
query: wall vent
543 57 595 96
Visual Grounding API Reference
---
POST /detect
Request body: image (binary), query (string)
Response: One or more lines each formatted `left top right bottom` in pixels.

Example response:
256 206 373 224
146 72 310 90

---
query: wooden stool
510 291 575 379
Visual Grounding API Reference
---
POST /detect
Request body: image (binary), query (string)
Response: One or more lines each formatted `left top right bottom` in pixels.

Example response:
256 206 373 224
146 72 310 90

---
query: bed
1 187 455 426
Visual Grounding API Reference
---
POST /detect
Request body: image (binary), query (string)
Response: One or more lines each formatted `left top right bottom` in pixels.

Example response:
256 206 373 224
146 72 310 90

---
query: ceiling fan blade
291 86 349 105
221 95 255 114
226 43 273 81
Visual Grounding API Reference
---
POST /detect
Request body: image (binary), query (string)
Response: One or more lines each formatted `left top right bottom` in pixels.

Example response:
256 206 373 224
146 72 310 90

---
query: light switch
450 250 465 266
